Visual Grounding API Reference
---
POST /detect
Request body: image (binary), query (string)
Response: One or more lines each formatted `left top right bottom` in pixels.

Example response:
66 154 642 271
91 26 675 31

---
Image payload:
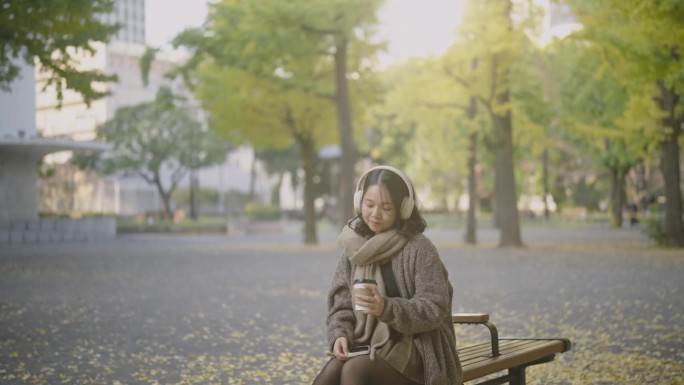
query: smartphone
348 345 370 358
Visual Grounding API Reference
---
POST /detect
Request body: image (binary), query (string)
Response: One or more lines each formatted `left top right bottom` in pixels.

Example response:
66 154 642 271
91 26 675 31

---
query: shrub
643 217 667 246
245 204 281 221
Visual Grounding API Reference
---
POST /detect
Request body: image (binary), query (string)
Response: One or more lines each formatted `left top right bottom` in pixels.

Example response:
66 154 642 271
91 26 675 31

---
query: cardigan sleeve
326 253 355 350
378 236 453 335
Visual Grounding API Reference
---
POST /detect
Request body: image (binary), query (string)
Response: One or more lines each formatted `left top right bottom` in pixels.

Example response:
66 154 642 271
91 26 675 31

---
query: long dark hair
348 168 426 238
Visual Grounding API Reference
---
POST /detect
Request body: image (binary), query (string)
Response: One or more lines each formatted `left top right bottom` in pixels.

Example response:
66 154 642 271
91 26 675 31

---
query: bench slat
461 340 546 370
459 339 533 363
457 342 493 361
459 340 541 369
459 339 536 355
459 338 569 382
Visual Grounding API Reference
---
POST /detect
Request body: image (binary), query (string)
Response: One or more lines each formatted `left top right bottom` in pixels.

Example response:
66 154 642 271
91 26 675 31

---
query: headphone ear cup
400 198 414 220
353 189 363 213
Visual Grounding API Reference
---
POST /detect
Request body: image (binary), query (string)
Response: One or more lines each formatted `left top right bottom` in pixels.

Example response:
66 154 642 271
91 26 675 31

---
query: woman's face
361 183 397 234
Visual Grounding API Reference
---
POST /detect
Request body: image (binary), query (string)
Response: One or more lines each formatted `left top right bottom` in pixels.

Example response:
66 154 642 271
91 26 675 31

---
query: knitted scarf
337 223 408 359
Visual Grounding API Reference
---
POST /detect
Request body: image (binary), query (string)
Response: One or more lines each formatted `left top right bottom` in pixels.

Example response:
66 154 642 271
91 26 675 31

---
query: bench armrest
453 313 500 357
453 313 490 323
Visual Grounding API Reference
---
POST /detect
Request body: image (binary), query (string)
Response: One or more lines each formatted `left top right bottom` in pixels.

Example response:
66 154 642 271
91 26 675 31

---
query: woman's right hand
332 337 349 361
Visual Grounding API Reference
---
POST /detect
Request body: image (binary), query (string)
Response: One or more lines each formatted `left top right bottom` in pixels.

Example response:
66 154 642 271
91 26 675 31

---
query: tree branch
443 63 491 108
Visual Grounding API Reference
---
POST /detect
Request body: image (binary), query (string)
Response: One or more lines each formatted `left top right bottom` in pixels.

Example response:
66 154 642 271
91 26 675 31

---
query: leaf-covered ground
0 224 682 384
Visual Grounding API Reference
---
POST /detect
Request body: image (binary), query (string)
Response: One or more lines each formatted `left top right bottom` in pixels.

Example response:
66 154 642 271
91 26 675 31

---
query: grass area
116 215 231 233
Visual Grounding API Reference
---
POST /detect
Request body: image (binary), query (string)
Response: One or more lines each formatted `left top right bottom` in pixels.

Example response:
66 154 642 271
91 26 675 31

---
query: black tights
312 356 419 385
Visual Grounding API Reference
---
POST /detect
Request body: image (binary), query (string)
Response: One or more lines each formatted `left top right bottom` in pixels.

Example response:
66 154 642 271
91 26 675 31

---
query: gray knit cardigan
327 233 463 385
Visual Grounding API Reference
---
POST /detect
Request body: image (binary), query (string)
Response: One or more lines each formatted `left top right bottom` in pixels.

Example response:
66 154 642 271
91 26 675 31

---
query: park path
1 223 682 384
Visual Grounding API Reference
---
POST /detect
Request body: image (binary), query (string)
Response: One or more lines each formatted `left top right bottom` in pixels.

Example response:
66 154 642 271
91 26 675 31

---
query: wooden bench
453 313 571 385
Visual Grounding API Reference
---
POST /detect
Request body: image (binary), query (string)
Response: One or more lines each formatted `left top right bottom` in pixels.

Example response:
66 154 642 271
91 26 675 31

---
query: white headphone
353 165 416 220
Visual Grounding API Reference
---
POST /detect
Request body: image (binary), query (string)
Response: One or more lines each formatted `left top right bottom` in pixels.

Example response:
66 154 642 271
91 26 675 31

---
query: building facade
35 0 271 218
102 0 146 45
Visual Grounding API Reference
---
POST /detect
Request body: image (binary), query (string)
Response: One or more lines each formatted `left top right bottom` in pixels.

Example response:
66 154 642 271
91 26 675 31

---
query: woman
313 166 462 385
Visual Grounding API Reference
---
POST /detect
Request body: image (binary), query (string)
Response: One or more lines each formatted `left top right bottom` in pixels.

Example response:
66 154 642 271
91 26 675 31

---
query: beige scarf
337 222 408 359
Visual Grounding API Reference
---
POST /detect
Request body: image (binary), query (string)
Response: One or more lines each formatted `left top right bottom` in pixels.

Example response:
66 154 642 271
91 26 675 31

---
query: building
0 59 115 244
35 0 271 219
36 40 195 216
101 0 146 45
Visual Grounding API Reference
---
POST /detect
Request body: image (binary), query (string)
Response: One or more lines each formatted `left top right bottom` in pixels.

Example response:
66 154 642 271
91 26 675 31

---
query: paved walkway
1 223 682 384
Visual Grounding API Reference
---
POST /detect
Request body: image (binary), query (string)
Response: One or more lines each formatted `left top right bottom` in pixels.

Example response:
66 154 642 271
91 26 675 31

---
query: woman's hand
332 337 350 361
356 284 385 317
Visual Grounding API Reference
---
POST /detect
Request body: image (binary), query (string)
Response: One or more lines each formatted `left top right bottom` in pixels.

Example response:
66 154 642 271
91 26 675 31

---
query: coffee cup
353 279 377 311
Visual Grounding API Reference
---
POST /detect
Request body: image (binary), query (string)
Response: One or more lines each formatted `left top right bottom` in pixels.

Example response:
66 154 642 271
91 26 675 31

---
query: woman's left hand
356 284 385 317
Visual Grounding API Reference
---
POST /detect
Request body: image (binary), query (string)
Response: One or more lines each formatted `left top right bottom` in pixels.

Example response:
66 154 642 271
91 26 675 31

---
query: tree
0 0 119 105
568 0 684 246
288 0 384 227
431 55 483 243
361 61 424 171
550 38 646 227
364 57 475 228
193 63 337 244
95 87 225 220
442 0 529 247
172 0 383 228
184 109 229 220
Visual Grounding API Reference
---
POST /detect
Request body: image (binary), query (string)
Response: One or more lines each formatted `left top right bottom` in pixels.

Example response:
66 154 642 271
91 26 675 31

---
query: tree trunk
464 57 478 244
493 91 523 247
492 1 522 247
656 81 684 247
154 179 173 222
542 148 550 220
465 131 478 244
189 169 199 220
300 138 318 244
609 166 625 228
334 35 356 228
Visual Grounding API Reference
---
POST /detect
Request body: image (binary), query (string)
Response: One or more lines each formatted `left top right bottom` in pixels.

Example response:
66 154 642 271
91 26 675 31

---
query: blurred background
1 0 682 247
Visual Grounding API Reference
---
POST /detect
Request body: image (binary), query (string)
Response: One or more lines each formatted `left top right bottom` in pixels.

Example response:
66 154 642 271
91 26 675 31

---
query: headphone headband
354 165 416 220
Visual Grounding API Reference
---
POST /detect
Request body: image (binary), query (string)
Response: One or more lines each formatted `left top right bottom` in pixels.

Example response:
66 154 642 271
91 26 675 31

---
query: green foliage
195 63 336 149
97 87 227 176
366 57 475 208
569 0 684 93
172 187 220 207
171 0 383 151
173 0 382 105
36 160 56 179
94 87 228 216
97 87 199 176
139 47 160 87
0 0 119 105
549 36 644 216
172 0 385 232
257 144 302 206
561 0 684 239
244 203 282 221
571 175 607 211
258 145 300 179
643 217 668 247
